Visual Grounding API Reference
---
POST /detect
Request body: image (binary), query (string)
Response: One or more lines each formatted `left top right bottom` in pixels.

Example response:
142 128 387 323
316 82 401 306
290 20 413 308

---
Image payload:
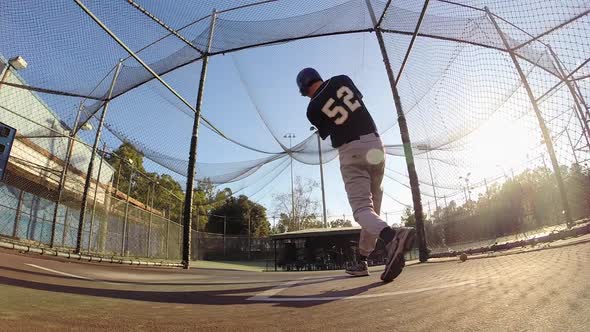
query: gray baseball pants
338 133 388 257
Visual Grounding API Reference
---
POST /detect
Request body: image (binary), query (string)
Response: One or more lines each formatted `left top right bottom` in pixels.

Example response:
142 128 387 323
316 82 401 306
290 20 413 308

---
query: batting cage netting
0 0 588 264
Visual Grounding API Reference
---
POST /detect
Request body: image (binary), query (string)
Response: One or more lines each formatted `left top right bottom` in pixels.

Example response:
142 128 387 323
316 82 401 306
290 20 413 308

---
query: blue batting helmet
296 68 322 96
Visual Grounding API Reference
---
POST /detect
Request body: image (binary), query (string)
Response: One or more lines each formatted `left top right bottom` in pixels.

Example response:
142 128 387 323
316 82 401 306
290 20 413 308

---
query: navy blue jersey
306 75 377 148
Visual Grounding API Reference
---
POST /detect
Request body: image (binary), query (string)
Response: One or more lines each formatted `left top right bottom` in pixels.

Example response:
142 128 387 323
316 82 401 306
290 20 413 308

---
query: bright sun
467 115 540 178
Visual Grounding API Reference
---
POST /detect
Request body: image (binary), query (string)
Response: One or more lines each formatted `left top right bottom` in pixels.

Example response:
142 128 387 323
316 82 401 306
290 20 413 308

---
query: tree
206 195 270 236
153 174 184 222
273 176 321 232
106 142 146 197
401 207 416 228
424 164 590 247
193 179 232 230
106 142 185 219
330 218 353 228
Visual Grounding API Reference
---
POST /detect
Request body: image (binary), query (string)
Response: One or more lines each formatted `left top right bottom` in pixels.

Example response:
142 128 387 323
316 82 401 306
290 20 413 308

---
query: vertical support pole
425 147 439 210
50 104 83 248
147 181 154 258
181 10 217 269
76 61 122 253
284 134 297 230
195 208 201 260
248 210 252 260
97 180 111 254
61 206 69 246
178 212 182 260
366 0 428 262
223 215 227 259
166 204 170 260
316 131 328 228
274 239 277 272
486 8 573 228
27 197 36 240
88 142 106 252
12 189 24 238
121 165 134 256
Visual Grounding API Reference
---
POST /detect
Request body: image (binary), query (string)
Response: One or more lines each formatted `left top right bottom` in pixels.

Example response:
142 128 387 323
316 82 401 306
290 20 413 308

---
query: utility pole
311 127 328 228
284 133 296 229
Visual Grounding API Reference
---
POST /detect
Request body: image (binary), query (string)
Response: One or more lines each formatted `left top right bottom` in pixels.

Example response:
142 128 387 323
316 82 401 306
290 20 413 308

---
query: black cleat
381 227 416 283
345 261 370 277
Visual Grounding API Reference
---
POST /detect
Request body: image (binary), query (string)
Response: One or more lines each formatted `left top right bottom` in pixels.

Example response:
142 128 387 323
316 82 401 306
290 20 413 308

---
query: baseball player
297 67 416 282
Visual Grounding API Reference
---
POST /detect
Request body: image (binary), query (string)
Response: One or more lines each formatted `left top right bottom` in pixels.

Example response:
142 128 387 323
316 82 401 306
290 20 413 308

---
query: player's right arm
307 106 330 139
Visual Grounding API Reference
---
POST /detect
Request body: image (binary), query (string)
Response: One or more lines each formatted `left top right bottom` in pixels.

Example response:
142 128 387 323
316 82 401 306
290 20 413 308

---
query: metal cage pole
366 0 428 262
181 9 217 269
147 180 155 258
166 204 171 260
223 215 227 258
75 61 122 253
195 212 200 260
12 189 24 238
486 8 573 228
87 142 107 252
248 210 251 260
121 164 134 256
50 103 83 248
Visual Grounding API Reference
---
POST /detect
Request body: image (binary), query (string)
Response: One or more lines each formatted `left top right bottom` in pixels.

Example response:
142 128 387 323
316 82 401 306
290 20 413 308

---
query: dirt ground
0 235 589 331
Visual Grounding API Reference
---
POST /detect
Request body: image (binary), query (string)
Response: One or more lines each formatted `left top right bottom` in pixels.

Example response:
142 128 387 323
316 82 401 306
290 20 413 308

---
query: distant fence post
61 206 69 246
121 165 134 256
12 189 24 238
88 142 106 253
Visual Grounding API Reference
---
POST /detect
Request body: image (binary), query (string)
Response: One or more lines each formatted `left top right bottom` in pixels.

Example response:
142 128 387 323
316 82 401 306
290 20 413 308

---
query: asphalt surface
0 237 589 331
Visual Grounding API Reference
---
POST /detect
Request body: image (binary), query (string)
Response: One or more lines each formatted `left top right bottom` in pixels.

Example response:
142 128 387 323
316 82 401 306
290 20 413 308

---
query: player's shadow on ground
267 281 387 308
0 266 283 287
0 272 384 308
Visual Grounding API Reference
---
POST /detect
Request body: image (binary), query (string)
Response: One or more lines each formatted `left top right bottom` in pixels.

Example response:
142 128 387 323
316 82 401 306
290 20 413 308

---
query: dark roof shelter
270 227 388 271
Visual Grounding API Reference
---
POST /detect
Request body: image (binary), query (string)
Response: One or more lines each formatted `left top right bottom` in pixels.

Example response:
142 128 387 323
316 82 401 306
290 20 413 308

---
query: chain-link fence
192 231 271 261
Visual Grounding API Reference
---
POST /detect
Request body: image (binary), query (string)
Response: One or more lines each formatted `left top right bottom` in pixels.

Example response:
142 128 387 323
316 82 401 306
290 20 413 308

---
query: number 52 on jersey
321 86 361 125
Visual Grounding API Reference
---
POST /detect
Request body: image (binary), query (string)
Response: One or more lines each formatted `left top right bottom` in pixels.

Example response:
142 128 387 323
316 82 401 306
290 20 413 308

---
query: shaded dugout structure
271 227 396 271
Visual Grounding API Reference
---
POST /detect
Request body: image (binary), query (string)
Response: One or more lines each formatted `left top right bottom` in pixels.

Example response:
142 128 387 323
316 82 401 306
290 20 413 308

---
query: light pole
459 172 471 202
121 158 134 256
310 127 327 228
283 133 296 230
